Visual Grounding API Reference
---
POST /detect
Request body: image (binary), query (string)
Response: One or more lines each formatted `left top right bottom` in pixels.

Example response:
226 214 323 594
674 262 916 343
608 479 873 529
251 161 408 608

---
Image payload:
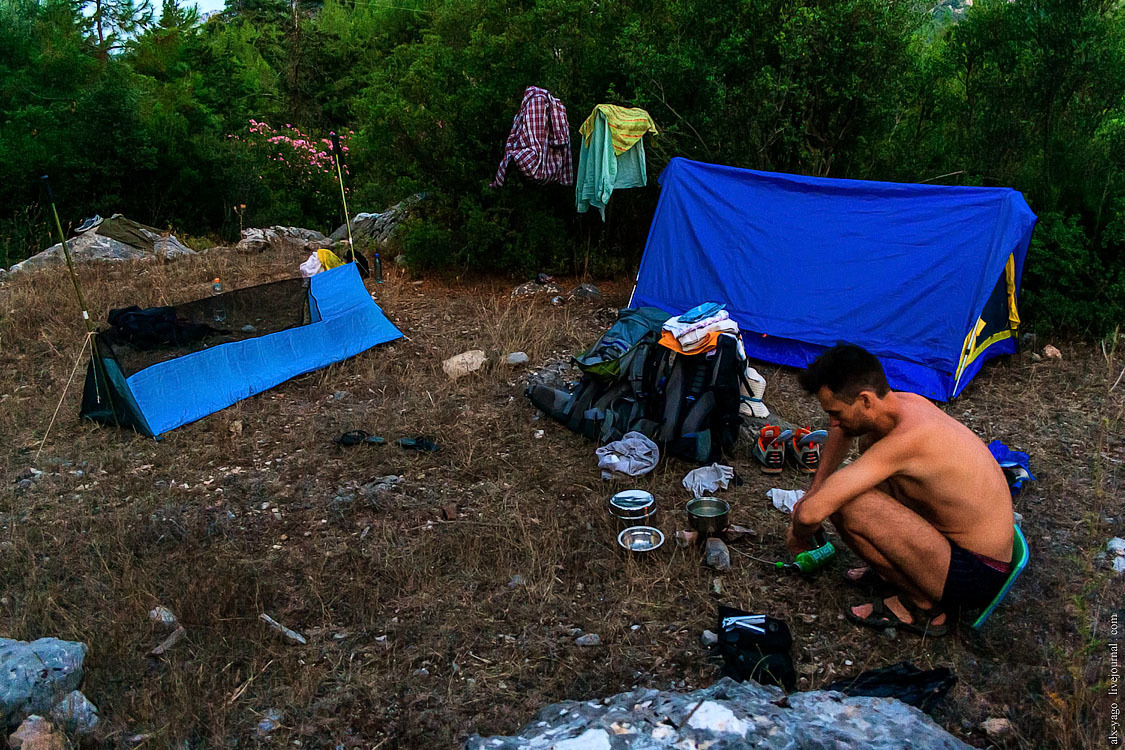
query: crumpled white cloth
299 252 324 278
767 487 805 514
682 463 735 496
596 431 660 480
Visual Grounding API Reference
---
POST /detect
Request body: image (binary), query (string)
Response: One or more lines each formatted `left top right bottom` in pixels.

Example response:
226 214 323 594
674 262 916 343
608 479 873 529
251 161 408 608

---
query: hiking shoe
787 428 827 474
753 425 791 474
75 214 102 234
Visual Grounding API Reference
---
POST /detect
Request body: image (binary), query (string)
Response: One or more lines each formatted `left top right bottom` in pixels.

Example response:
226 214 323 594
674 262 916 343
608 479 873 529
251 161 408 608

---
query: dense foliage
1 0 1123 334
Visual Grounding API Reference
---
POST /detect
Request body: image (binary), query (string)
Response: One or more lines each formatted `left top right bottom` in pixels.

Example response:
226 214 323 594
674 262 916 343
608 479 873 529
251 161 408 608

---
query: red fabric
491 86 574 187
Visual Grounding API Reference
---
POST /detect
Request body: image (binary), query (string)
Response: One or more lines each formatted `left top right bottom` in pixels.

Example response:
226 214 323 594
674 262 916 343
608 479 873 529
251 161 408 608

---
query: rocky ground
0 245 1121 748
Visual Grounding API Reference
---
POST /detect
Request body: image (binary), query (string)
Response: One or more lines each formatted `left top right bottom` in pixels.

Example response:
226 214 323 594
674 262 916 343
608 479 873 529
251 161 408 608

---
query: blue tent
630 158 1037 400
82 263 402 437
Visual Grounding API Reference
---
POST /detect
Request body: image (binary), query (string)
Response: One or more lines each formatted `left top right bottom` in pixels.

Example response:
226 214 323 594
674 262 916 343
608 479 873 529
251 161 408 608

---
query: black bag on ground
823 662 956 715
716 604 796 691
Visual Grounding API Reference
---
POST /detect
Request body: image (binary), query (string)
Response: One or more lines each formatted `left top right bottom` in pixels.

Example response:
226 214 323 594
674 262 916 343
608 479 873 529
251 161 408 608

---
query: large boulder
464 678 972 750
329 194 425 245
0 638 87 728
8 215 195 274
235 226 331 253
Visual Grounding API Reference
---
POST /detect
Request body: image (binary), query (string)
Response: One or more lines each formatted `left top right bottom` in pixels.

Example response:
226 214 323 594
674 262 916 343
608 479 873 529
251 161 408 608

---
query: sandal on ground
334 430 386 447
846 596 949 637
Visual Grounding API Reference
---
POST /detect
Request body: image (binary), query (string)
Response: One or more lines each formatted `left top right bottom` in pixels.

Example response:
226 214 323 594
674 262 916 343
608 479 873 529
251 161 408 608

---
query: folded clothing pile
659 302 769 419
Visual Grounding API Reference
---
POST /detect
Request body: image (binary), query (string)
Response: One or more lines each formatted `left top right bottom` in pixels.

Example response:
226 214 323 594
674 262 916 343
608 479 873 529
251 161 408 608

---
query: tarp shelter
630 158 1038 400
81 263 401 437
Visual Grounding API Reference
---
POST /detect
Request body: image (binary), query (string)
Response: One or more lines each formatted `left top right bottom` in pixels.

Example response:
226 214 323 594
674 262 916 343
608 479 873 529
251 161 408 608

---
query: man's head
797 343 890 437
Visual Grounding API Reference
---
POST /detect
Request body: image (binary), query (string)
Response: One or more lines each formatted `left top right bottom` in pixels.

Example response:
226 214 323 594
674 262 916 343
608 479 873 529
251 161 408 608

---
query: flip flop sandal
334 430 386 447
396 436 440 452
846 598 949 637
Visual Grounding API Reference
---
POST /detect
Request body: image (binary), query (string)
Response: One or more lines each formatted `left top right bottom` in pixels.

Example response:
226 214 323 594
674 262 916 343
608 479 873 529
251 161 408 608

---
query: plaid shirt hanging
491 86 575 188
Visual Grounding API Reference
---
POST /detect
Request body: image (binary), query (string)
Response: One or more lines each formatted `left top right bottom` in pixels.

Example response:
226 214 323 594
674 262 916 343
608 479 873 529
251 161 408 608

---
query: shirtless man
787 343 1014 636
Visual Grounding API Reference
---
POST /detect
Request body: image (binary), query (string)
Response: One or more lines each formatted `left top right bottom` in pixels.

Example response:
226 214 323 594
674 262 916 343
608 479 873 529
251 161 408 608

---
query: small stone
48 691 99 735
981 717 1013 739
703 538 732 571
534 430 545 439
575 633 601 647
568 283 602 301
228 420 243 435
507 574 527 589
240 324 257 333
881 627 897 640
722 524 754 542
700 630 718 647
711 578 722 595
441 503 458 521
412 667 430 677
15 479 32 491
332 390 349 400
256 708 284 736
443 350 488 379
148 606 177 628
505 352 529 366
1043 344 1062 359
8 715 67 750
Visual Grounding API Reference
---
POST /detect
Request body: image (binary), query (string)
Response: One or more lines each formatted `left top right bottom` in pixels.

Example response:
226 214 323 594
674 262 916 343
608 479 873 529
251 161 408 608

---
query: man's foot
846 595 949 637
843 566 885 586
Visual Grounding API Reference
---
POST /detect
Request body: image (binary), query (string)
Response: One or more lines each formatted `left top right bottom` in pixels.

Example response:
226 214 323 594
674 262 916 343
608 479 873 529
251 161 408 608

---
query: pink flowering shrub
224 119 357 230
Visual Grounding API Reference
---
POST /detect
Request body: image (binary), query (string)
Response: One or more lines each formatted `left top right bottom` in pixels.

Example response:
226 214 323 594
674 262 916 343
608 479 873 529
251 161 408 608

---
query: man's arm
806 425 852 495
791 438 902 540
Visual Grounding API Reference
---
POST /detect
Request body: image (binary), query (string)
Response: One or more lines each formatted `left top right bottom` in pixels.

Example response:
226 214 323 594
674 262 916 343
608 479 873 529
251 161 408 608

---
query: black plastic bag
824 662 956 714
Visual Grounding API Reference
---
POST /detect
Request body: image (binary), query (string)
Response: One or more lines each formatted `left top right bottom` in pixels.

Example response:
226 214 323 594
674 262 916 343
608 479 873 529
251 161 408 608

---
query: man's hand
786 522 820 556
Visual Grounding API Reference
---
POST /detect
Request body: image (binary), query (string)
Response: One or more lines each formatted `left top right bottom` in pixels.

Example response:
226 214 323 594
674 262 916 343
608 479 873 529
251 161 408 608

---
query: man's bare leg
830 488 951 627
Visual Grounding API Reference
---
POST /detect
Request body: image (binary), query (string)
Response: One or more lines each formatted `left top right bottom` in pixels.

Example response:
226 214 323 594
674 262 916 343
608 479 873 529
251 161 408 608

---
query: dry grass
0 248 1121 748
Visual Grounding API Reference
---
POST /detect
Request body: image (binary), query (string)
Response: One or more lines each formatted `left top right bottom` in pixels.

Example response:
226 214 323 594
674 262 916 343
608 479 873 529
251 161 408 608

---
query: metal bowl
609 490 657 528
685 497 730 536
617 526 665 553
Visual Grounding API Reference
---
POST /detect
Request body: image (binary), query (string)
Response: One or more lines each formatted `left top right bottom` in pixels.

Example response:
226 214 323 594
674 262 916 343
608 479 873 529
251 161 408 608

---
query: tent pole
329 133 355 264
40 175 120 426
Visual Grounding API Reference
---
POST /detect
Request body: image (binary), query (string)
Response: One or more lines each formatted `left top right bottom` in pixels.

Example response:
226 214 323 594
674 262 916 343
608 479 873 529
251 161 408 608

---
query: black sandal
846 596 949 637
334 430 386 447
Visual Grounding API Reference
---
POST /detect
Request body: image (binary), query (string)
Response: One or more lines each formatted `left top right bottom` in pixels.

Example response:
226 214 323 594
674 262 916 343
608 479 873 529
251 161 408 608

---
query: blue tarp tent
630 158 1037 400
81 263 402 437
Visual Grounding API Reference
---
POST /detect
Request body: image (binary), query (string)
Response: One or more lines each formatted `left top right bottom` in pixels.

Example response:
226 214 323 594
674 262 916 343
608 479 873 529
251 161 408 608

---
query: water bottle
776 532 837 574
211 277 226 323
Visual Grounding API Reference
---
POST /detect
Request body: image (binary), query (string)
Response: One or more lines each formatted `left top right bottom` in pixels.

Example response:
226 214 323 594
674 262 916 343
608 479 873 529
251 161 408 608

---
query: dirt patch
0 252 1121 748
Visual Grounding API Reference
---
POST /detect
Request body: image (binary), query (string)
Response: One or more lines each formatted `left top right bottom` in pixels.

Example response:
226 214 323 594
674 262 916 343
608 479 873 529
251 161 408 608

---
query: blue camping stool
971 524 1030 630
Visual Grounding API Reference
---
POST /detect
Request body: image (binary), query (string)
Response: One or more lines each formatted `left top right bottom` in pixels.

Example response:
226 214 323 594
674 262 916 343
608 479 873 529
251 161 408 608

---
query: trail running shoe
753 425 791 474
788 428 827 474
75 214 102 234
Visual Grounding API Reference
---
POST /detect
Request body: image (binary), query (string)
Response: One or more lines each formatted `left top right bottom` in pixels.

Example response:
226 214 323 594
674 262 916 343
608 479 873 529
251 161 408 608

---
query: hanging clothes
491 86 575 188
575 105 657 220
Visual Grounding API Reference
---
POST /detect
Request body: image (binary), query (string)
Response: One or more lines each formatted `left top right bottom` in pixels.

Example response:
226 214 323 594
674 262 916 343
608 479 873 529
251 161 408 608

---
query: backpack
527 316 746 463
642 333 744 463
573 306 670 378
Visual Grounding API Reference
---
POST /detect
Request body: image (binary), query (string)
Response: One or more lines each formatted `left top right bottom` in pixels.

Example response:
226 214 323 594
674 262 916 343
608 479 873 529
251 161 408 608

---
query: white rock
8 715 67 750
47 691 98 735
687 700 750 735
575 634 601 647
506 352 530 366
700 630 718 647
148 606 177 627
443 350 488 379
553 728 611 750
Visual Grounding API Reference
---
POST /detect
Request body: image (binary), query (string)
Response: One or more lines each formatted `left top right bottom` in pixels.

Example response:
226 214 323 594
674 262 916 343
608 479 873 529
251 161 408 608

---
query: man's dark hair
797 343 890 402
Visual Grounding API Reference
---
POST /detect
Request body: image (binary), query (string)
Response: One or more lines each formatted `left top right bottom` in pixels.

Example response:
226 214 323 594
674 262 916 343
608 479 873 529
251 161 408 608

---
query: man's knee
831 489 891 535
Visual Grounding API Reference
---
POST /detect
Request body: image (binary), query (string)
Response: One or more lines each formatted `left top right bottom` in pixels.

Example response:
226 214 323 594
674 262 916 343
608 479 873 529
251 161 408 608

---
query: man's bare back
860 392 1013 561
